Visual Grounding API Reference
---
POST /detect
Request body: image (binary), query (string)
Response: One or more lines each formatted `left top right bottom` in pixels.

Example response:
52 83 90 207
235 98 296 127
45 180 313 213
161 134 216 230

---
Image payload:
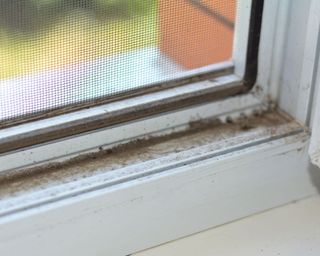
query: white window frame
308 2 320 166
310 83 320 166
0 0 253 169
1 1 320 255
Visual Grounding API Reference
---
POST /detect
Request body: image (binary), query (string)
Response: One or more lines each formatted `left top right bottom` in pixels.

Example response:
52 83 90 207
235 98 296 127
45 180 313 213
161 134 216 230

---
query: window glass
0 0 236 122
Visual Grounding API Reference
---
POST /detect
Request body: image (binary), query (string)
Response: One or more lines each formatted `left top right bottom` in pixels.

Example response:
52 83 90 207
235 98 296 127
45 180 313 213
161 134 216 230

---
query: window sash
0 0 263 159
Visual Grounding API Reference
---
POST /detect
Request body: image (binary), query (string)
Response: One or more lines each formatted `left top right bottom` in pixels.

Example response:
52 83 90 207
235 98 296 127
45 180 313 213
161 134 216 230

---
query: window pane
0 0 236 123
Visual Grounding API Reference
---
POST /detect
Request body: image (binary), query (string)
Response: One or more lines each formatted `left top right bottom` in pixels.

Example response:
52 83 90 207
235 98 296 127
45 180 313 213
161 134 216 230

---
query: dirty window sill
0 111 304 216
0 110 317 256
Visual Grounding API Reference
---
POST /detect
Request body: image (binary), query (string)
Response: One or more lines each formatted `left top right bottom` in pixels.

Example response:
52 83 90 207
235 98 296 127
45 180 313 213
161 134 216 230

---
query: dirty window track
0 110 304 216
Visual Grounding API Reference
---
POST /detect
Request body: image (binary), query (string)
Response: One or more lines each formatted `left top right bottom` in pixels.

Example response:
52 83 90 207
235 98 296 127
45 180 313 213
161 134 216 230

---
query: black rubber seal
243 0 264 89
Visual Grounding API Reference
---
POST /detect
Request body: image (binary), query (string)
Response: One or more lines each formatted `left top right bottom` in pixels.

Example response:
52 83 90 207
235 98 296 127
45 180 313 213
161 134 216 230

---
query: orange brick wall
159 0 236 69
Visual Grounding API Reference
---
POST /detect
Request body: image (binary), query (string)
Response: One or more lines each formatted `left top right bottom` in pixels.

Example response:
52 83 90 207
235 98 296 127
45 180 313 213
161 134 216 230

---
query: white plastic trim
0 2 319 255
309 40 320 167
233 0 251 77
0 75 263 173
297 0 320 125
0 0 255 172
0 130 317 256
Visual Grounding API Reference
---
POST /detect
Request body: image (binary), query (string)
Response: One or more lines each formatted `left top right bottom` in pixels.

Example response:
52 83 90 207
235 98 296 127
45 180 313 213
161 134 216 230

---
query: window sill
0 110 318 255
134 195 320 256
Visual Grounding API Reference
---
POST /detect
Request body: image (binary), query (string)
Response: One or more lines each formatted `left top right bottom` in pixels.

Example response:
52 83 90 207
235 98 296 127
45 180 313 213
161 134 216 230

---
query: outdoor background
0 0 158 79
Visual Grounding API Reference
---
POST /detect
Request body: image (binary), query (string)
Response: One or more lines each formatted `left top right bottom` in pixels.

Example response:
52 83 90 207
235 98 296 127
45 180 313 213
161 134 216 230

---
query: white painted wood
134 196 320 256
0 132 317 256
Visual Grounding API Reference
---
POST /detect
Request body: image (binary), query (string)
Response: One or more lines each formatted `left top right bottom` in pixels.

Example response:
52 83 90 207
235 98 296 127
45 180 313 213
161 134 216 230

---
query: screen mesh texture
0 0 236 123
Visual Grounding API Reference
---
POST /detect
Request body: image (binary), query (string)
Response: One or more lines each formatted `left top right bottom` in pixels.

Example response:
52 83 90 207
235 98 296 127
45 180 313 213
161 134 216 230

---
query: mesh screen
0 0 236 123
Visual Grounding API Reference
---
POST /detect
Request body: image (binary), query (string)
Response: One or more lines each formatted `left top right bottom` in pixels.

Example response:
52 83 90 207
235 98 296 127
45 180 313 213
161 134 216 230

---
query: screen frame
0 0 264 155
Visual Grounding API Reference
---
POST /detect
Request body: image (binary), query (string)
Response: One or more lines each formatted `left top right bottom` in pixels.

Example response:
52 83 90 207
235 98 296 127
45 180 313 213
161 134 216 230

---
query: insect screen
0 0 236 123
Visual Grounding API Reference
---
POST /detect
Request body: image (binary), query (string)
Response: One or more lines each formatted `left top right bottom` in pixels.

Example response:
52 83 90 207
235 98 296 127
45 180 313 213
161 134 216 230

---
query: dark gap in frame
243 0 264 89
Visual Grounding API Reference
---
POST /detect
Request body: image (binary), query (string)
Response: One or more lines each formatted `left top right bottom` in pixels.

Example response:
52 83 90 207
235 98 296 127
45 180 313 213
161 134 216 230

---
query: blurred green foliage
32 0 154 15
0 0 157 33
0 0 158 78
